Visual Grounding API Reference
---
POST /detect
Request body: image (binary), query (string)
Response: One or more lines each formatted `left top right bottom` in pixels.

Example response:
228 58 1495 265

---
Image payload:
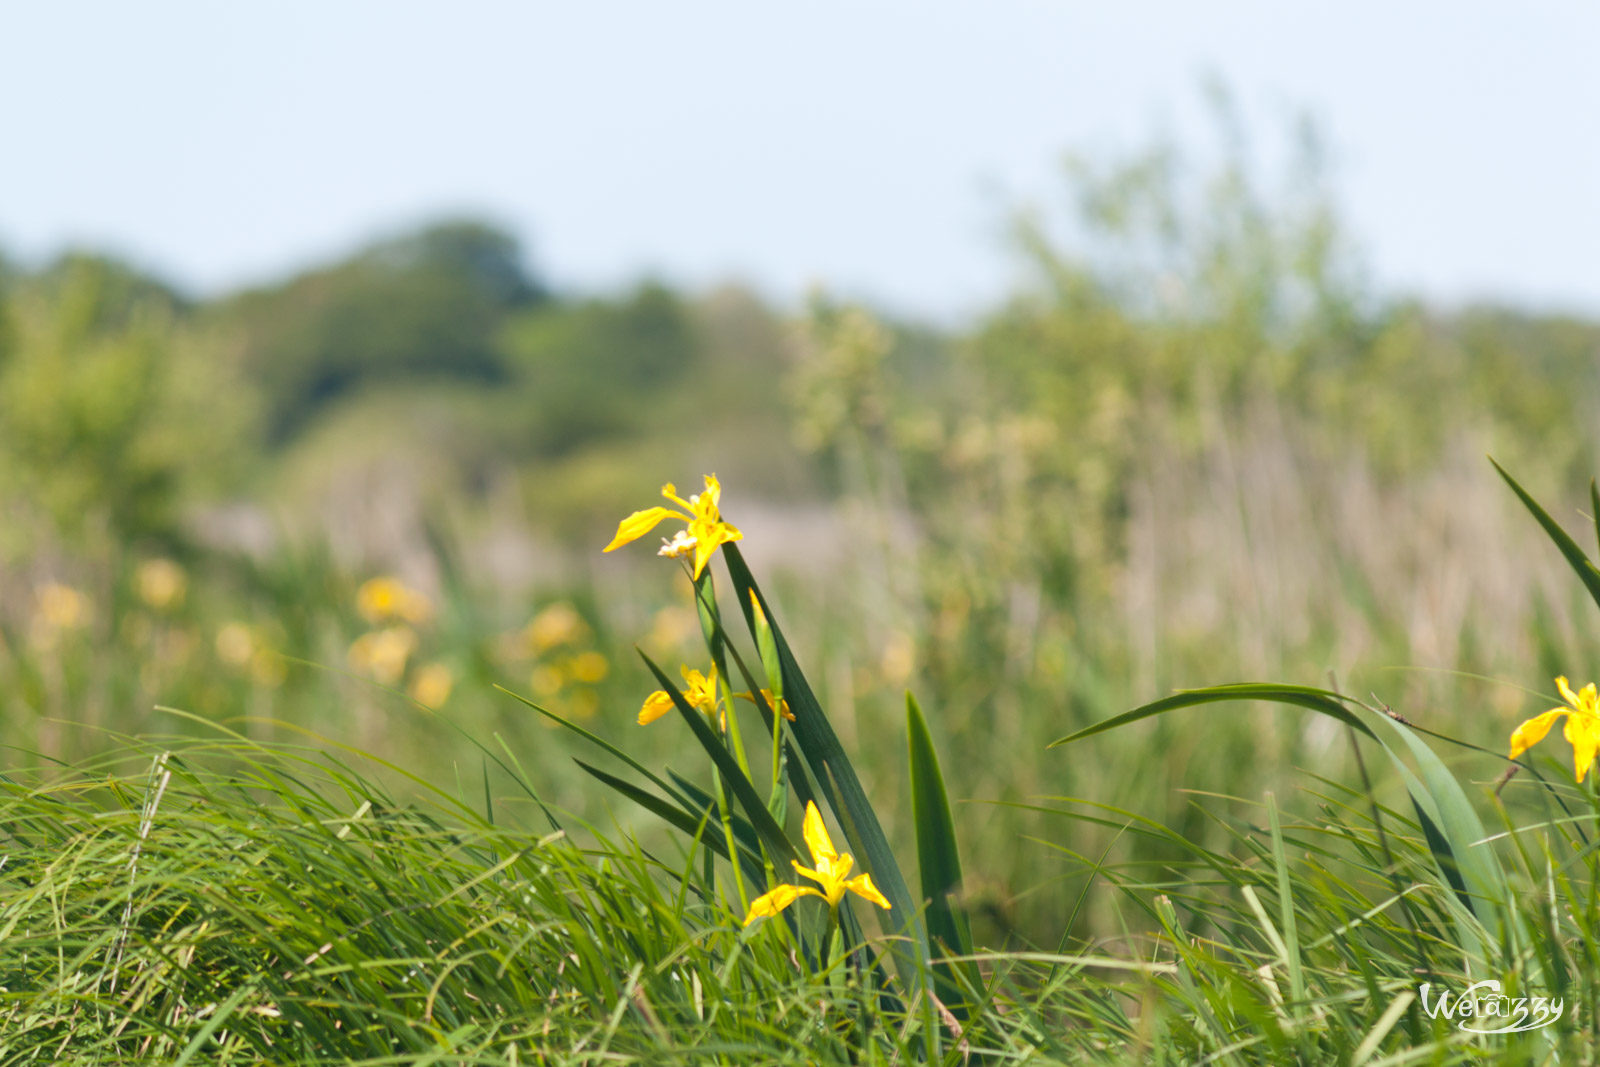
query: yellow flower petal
638 690 676 725
1566 711 1600 783
604 506 687 553
801 801 838 866
1510 708 1568 760
736 689 795 721
792 861 827 887
742 883 821 925
845 872 892 911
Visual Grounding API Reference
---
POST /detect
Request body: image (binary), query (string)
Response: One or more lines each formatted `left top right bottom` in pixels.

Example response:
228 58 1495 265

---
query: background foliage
2 122 1598 960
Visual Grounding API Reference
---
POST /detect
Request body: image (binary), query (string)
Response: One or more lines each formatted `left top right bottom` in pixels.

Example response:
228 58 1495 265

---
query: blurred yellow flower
1511 675 1600 783
250 648 287 688
356 577 433 626
348 626 418 686
642 605 697 656
743 801 890 925
569 650 610 684
408 662 454 708
880 631 915 685
216 622 256 666
35 583 90 631
530 664 564 698
523 602 587 653
603 474 743 580
215 623 285 687
568 689 600 720
735 688 795 721
639 664 719 726
136 558 187 612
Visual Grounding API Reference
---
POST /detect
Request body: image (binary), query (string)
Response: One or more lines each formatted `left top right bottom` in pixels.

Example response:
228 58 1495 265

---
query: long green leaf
638 652 797 865
1055 682 1516 962
1049 682 1374 748
1590 479 1600 560
497 685 695 810
906 691 980 1011
721 545 932 1007
573 758 767 890
1363 710 1516 961
1492 458 1600 614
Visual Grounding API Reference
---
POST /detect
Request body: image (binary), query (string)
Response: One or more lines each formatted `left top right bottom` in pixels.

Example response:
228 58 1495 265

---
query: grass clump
5 465 1600 1063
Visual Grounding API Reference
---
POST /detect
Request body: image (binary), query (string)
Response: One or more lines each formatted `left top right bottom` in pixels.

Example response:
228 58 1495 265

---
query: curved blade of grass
1492 457 1600 614
1055 682 1515 962
1049 682 1373 748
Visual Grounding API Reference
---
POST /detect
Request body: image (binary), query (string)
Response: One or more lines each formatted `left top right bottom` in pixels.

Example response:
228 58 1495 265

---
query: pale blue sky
3 2 1596 321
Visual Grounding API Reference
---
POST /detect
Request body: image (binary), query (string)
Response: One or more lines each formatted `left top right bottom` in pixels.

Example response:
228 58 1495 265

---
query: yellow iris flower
735 688 795 721
743 801 891 925
1510 676 1600 783
639 664 720 726
603 474 744 580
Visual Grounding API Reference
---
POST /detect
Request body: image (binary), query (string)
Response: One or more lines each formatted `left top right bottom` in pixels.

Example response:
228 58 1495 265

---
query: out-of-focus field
3 139 1597 949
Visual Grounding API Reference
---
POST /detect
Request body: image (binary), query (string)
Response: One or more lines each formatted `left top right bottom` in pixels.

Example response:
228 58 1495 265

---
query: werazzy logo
1418 980 1564 1034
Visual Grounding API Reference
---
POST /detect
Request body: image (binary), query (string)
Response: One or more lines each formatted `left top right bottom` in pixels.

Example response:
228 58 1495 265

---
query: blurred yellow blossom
1511 675 1600 783
639 664 720 726
568 650 610 684
408 662 454 708
35 583 90 631
348 626 418 686
523 602 587 653
136 558 187 612
530 664 564 699
215 623 285 687
250 648 287 688
880 631 915 685
642 605 697 656
568 689 600 720
216 622 256 666
356 577 433 626
603 474 743 580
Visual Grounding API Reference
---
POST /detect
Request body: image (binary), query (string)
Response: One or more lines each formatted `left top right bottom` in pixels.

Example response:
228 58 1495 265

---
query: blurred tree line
0 138 1595 572
0 218 800 558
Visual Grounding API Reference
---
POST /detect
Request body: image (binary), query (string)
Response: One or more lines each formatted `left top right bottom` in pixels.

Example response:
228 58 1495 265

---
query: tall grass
4 465 1599 1061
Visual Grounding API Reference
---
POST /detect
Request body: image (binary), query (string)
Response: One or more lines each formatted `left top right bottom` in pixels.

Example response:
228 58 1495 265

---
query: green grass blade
906 691 980 1009
1364 710 1516 960
496 684 695 810
1049 682 1374 749
1590 478 1600 560
1264 793 1306 1009
1056 681 1515 963
1492 457 1600 614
